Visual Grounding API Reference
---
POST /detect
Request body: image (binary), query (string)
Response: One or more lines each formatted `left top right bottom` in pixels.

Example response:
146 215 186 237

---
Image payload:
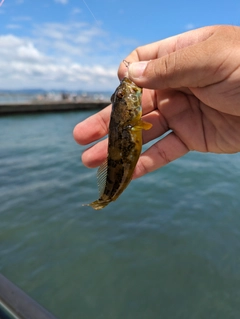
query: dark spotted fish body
87 77 152 210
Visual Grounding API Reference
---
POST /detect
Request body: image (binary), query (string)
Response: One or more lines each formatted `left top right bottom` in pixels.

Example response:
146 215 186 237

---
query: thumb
127 43 221 90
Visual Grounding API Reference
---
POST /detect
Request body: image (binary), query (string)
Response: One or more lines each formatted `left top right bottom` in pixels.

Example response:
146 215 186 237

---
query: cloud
32 21 135 64
54 0 68 4
6 24 22 29
0 33 118 90
34 22 105 44
184 23 196 30
12 16 32 21
71 8 82 15
0 20 138 91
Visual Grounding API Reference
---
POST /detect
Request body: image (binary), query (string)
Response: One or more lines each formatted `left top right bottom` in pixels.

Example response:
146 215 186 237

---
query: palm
142 88 240 155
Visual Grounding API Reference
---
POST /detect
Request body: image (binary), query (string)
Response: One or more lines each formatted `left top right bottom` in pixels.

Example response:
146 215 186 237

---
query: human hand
73 25 240 179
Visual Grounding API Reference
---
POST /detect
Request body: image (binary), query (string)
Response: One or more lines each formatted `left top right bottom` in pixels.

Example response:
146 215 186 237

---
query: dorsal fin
96 159 108 197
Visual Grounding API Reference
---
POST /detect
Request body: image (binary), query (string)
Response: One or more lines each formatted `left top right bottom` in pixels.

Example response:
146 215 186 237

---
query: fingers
73 104 111 145
81 117 189 175
119 25 240 91
133 131 189 179
73 89 159 147
81 108 169 168
83 131 189 178
82 138 108 168
127 43 219 90
76 87 189 170
82 129 190 177
118 25 217 80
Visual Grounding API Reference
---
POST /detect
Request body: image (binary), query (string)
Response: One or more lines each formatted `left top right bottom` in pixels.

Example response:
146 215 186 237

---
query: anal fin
96 159 108 197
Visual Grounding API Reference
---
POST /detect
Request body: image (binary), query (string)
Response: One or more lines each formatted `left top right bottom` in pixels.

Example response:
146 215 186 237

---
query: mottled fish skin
87 77 152 210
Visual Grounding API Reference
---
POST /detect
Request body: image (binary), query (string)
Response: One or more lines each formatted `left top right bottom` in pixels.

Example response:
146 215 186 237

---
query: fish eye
117 91 123 99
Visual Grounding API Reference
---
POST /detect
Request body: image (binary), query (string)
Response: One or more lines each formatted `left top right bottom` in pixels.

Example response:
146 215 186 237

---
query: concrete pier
0 100 109 115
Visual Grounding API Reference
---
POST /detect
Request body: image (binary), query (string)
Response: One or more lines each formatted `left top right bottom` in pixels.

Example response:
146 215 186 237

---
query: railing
0 273 57 319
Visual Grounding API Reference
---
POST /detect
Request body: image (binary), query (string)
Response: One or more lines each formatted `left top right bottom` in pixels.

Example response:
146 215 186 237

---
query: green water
1 112 240 319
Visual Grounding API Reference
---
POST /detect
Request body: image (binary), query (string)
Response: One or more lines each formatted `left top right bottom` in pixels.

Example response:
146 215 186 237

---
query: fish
86 77 152 210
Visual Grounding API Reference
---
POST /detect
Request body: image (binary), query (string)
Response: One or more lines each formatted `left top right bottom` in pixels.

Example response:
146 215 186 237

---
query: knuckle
137 157 151 177
154 144 171 165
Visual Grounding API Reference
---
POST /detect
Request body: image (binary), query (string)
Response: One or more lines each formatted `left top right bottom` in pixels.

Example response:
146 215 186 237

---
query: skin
73 25 240 179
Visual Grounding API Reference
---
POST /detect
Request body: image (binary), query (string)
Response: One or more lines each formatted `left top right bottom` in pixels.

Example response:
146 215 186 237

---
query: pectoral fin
132 120 152 131
141 120 152 130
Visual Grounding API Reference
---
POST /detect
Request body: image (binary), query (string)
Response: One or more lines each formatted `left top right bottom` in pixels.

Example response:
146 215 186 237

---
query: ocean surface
1 111 240 319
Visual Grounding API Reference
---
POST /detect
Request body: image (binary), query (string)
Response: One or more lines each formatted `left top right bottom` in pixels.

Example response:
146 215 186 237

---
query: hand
73 25 240 179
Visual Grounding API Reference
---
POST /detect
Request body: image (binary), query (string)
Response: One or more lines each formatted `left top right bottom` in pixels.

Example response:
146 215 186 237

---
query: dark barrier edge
0 273 58 319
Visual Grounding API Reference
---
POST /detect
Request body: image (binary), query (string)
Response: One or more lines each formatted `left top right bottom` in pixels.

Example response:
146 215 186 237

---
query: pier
0 100 109 115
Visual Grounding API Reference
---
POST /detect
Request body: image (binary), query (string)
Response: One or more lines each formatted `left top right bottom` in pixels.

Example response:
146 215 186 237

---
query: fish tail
83 199 110 210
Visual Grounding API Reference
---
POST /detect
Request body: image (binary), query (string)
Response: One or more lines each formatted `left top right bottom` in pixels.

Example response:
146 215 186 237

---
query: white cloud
12 16 32 21
71 8 82 15
6 24 22 29
54 0 68 4
185 23 196 30
17 43 44 61
34 22 105 44
0 21 138 91
0 33 118 90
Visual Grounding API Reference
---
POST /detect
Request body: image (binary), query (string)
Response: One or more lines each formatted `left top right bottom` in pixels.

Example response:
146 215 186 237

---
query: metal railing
0 273 57 319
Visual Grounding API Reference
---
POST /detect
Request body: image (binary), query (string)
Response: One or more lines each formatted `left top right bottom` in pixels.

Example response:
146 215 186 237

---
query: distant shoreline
0 100 109 116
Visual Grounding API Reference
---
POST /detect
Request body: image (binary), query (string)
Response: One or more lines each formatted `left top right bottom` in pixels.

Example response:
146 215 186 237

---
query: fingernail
128 61 148 79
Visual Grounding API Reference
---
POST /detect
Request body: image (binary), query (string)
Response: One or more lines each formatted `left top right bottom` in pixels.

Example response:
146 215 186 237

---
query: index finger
73 104 111 145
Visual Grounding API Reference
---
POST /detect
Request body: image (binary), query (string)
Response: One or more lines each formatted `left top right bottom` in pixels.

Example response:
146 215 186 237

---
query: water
0 111 240 319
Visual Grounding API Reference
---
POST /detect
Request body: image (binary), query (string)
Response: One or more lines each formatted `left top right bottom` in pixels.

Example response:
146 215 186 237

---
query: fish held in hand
86 77 152 210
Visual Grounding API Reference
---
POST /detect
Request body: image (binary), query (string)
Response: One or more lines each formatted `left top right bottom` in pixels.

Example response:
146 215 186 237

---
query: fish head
111 77 142 122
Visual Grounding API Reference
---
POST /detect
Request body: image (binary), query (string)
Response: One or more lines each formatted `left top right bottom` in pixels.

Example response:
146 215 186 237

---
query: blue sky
0 0 240 91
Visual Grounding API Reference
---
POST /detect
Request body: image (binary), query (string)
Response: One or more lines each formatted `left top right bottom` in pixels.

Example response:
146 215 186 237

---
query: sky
0 0 240 91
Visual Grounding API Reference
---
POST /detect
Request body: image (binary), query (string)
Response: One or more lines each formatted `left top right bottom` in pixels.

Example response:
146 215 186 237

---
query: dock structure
0 101 109 115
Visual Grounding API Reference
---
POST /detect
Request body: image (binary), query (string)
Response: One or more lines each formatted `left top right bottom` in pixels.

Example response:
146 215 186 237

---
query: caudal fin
83 199 111 210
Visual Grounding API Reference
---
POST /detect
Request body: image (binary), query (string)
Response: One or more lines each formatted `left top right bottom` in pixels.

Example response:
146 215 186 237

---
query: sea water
0 111 240 319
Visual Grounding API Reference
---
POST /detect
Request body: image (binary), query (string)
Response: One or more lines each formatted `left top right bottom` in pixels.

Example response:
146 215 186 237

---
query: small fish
86 77 152 210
